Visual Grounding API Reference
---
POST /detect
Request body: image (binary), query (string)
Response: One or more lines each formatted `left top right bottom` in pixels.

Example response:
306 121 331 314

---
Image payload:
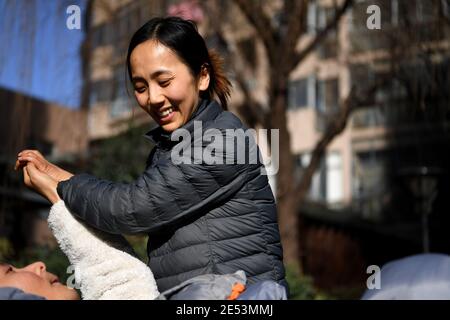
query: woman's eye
135 87 146 93
159 80 171 87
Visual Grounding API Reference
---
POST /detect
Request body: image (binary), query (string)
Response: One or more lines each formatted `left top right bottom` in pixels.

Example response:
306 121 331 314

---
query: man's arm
48 200 159 300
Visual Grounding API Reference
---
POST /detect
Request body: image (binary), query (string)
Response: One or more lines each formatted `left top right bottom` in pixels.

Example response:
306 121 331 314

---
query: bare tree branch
294 75 389 209
282 0 308 67
232 0 279 65
203 0 267 127
95 0 117 21
233 74 267 127
289 0 353 71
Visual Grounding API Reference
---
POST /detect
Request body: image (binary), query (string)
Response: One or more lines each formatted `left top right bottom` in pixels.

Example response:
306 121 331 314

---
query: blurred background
0 0 449 299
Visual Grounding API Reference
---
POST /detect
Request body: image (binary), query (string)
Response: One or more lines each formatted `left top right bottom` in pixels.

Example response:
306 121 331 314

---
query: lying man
2 162 160 300
0 199 160 300
0 261 80 300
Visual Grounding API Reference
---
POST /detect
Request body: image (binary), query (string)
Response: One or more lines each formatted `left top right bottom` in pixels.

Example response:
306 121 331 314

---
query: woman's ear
197 64 210 91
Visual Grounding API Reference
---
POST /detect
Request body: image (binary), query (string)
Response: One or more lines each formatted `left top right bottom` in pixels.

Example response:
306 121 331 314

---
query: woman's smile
155 106 176 123
130 40 209 132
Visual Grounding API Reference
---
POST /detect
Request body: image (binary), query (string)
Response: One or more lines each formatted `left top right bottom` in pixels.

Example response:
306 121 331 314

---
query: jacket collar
143 99 223 145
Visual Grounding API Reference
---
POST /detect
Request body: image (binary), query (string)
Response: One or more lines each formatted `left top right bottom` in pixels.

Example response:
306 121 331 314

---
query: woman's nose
22 261 47 275
148 86 164 107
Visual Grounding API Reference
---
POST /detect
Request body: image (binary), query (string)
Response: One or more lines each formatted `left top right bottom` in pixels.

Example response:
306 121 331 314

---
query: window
295 152 343 204
316 5 339 58
326 152 344 203
294 153 327 202
112 66 128 100
307 2 317 34
288 78 308 109
110 98 131 118
316 79 339 113
92 24 114 47
110 66 131 118
89 80 113 105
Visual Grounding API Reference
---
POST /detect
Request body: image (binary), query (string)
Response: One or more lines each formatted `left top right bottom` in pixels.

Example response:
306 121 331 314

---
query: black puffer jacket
57 99 287 292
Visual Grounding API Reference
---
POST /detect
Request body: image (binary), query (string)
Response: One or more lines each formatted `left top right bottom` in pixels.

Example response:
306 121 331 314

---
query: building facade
0 86 89 249
86 0 450 220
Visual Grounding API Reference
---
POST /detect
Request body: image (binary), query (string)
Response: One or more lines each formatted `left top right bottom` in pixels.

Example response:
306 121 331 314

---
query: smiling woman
17 16 288 297
126 16 231 132
129 39 209 132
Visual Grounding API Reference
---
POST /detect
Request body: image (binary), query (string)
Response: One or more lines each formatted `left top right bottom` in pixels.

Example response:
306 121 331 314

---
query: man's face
0 262 79 300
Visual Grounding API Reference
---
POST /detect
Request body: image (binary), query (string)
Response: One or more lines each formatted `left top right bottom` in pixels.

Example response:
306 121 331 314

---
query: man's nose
22 261 47 276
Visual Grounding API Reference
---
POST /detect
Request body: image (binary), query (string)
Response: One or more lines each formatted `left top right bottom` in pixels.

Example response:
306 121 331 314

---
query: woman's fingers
17 155 47 171
14 159 22 171
26 162 39 178
24 162 60 204
18 150 46 167
16 149 73 182
19 150 45 161
24 163 43 189
22 166 32 188
15 158 32 171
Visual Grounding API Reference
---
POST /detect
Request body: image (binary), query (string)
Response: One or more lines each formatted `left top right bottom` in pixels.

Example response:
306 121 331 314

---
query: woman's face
0 262 80 300
130 40 210 132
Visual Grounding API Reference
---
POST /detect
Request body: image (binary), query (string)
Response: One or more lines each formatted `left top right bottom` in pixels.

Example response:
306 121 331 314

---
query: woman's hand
23 162 61 204
15 149 73 182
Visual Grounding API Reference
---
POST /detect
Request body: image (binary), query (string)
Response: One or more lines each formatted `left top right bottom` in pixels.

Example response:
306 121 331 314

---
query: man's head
0 262 79 300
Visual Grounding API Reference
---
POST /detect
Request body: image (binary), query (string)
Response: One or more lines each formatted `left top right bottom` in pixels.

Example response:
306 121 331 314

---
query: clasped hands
14 150 74 204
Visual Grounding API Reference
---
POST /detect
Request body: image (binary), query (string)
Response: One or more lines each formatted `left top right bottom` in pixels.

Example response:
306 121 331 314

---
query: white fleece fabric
48 200 160 300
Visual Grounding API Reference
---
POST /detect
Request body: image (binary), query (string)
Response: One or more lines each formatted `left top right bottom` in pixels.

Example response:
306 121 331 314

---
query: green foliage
285 263 366 300
89 124 153 182
0 237 14 261
125 235 149 263
285 263 330 300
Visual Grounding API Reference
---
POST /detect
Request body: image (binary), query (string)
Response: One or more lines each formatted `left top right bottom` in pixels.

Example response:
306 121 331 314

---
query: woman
16 16 287 293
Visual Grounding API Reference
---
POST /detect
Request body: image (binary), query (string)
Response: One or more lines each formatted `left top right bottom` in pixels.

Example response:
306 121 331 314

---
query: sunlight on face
0 262 79 300
130 40 210 132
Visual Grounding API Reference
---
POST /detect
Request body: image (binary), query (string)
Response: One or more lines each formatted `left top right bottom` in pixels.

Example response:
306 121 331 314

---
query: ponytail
207 49 232 110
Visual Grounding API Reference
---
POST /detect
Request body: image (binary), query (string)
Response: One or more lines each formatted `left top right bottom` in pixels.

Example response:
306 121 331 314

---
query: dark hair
126 16 231 109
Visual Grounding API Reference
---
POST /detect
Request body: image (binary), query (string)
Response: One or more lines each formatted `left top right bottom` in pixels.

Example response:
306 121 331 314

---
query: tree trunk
268 76 302 270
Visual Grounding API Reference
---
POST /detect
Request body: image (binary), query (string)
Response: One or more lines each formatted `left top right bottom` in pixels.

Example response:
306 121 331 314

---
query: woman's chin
161 121 180 132
159 115 183 132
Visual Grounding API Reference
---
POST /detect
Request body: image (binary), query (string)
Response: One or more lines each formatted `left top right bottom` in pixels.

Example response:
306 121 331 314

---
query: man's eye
7 267 13 274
